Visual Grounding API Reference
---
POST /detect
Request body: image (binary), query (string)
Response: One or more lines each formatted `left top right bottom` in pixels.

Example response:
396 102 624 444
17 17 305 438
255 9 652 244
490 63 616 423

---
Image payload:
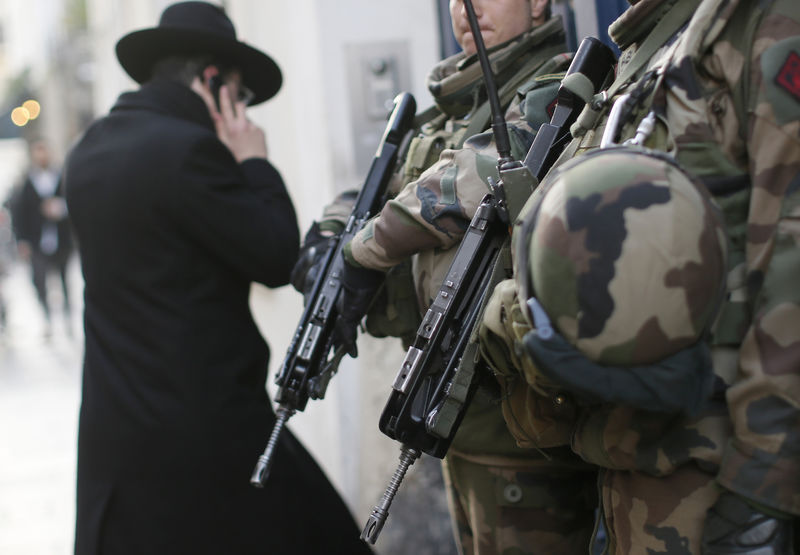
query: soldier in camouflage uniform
297 2 600 553
479 0 800 552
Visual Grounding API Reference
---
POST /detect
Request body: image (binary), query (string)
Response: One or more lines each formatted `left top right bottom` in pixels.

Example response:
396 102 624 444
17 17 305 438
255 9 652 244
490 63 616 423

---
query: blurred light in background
9 99 40 126
23 99 41 119
11 106 30 126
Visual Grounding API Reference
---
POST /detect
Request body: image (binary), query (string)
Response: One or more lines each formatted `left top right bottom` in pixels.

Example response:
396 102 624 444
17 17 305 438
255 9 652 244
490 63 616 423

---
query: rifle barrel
249 405 295 487
360 446 421 544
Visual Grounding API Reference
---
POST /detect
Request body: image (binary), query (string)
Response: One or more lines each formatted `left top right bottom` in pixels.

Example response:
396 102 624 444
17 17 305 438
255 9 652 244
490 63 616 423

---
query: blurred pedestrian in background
63 2 373 554
8 138 73 339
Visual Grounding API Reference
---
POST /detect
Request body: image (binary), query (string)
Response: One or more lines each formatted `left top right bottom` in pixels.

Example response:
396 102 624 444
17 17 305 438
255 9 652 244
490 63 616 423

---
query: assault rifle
360 4 616 542
250 92 417 486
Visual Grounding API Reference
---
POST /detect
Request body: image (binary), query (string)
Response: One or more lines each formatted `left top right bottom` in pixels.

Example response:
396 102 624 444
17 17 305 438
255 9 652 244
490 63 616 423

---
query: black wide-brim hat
115 1 282 105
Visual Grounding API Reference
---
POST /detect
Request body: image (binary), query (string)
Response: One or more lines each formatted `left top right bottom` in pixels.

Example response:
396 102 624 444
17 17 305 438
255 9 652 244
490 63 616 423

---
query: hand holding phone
192 71 268 162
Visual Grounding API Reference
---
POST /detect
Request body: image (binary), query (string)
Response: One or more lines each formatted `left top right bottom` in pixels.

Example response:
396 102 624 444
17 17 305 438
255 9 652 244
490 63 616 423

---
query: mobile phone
208 75 223 111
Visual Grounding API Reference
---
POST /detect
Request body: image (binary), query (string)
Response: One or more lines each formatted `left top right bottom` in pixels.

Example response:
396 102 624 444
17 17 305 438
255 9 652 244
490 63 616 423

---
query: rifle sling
465 42 567 143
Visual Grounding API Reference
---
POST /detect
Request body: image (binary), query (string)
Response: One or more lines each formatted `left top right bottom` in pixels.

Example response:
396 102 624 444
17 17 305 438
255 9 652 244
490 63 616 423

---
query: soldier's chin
462 31 498 55
461 37 477 56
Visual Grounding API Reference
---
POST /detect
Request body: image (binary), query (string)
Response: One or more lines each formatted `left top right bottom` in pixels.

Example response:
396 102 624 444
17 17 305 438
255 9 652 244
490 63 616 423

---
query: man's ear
531 0 549 25
201 65 220 85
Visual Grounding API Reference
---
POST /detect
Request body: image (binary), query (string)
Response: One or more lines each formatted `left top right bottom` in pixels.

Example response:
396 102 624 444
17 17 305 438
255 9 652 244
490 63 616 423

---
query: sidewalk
0 258 84 555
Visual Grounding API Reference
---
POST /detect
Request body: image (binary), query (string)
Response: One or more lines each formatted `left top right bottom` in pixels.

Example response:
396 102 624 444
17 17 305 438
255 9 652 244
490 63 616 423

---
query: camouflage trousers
598 463 720 555
441 449 598 555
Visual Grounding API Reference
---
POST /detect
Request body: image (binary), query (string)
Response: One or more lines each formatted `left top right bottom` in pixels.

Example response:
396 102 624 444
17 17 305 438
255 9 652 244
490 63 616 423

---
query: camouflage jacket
500 0 800 516
343 19 571 459
345 19 570 311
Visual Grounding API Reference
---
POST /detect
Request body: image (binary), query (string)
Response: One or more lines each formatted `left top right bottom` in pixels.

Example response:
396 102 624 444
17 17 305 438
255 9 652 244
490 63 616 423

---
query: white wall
570 0 600 45
86 1 164 115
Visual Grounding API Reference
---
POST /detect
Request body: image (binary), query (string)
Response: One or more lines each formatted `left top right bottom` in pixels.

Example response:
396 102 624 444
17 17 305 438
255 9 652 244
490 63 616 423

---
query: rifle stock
250 92 416 487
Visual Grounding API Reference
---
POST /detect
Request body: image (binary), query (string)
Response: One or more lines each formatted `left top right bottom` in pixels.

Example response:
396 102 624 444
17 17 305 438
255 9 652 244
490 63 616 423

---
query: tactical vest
366 19 569 346
481 0 770 453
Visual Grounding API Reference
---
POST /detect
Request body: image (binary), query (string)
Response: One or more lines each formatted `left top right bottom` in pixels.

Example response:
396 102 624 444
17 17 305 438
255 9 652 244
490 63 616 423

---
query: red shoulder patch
776 51 800 102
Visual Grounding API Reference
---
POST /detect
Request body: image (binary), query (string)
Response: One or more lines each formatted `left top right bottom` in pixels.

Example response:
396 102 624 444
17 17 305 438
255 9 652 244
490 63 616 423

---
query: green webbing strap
464 43 567 145
411 58 542 145
427 244 514 440
468 244 513 344
605 0 700 100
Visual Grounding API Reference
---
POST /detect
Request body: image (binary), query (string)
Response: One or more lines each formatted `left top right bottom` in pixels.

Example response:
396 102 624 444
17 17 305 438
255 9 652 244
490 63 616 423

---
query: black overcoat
64 80 372 555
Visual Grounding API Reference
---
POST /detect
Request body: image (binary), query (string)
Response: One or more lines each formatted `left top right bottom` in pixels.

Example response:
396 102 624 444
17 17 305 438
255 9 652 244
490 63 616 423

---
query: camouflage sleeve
347 82 560 270
716 1 800 517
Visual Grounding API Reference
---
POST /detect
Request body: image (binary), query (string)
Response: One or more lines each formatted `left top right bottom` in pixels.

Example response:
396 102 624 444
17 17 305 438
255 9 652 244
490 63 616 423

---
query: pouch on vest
478 278 578 448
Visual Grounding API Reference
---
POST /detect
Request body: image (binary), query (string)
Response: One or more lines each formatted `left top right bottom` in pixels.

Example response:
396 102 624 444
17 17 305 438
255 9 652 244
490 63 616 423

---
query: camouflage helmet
516 147 728 366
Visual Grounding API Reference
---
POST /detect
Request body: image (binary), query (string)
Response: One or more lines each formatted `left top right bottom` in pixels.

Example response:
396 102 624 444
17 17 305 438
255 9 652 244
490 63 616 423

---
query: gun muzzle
360 446 421 544
250 405 295 487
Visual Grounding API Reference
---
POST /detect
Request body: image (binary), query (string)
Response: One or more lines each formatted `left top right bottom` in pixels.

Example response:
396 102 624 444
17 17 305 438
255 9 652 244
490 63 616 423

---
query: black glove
332 258 384 358
290 222 337 301
702 490 796 554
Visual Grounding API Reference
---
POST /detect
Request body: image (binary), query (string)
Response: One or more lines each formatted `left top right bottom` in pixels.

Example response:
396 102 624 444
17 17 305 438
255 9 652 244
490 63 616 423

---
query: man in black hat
63 3 373 554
